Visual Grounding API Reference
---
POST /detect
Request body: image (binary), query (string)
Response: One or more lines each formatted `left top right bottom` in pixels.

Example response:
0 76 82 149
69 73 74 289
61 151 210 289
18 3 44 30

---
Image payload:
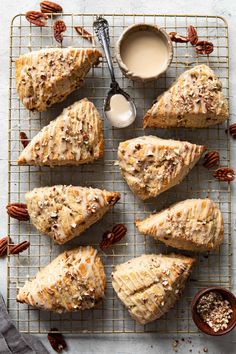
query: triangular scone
112 253 195 324
18 99 104 166
16 48 102 111
118 136 204 200
17 246 106 313
25 185 120 244
144 65 229 128
136 199 224 252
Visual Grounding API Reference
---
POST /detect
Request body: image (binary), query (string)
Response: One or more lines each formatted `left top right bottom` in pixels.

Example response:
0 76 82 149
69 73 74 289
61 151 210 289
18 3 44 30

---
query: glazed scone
18 99 104 166
17 246 106 313
25 185 120 244
112 253 195 324
16 48 102 111
144 65 229 128
118 136 204 200
136 199 224 252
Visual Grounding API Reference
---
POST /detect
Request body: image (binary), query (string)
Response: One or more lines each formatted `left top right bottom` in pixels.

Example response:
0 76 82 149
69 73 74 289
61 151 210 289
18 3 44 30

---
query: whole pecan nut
40 1 63 13
187 25 198 45
10 241 30 255
196 40 214 55
25 11 48 26
6 203 29 221
229 123 236 138
74 26 93 42
48 328 67 353
53 20 66 43
213 167 235 182
169 32 189 43
203 151 220 168
20 132 29 148
0 237 8 257
100 224 127 251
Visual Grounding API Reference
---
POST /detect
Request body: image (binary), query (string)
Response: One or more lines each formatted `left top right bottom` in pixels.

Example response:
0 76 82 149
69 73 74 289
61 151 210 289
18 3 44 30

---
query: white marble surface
0 0 236 353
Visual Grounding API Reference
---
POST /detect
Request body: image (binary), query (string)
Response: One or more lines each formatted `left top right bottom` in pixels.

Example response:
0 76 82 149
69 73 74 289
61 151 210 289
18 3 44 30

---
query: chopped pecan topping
169 32 189 43
196 40 214 55
229 123 236 138
40 1 63 13
74 26 93 42
187 25 198 45
48 328 67 353
213 167 235 182
53 20 66 43
100 224 127 251
19 132 29 148
9 241 30 255
203 151 220 168
6 203 29 221
25 11 48 26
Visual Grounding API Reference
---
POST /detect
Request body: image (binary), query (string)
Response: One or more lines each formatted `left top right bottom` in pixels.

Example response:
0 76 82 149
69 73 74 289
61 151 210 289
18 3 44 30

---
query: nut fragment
213 167 235 182
20 132 29 148
100 224 127 251
9 241 30 255
48 328 67 353
25 11 48 26
40 1 63 14
169 32 189 43
6 203 29 221
196 40 214 55
74 26 93 42
187 25 198 45
203 151 220 168
229 123 236 138
53 20 66 43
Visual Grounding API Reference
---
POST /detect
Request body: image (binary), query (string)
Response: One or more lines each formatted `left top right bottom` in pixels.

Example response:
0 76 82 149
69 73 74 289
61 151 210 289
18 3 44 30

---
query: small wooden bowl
191 286 236 336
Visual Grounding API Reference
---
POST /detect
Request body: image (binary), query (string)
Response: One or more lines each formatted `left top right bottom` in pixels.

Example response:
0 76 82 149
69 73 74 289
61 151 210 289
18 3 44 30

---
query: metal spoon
93 16 136 128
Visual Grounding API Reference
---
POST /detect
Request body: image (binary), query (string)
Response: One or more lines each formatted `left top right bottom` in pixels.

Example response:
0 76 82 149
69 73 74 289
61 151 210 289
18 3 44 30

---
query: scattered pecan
100 224 127 251
53 20 66 43
213 167 235 182
169 31 189 43
187 25 198 45
203 151 220 168
229 123 236 138
48 328 67 353
196 40 214 55
9 241 30 255
40 1 63 14
19 132 29 148
6 203 29 221
0 237 8 257
25 11 48 27
74 26 93 42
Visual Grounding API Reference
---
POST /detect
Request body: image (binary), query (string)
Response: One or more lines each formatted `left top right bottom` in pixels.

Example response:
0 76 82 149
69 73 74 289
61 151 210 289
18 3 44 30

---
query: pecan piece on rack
228 123 236 138
19 132 29 148
0 237 8 257
9 241 30 255
213 167 235 182
6 203 29 221
100 224 127 251
74 26 93 42
53 20 67 43
203 151 220 168
40 1 63 14
187 25 198 45
195 40 214 55
48 328 67 353
25 11 48 27
169 31 189 43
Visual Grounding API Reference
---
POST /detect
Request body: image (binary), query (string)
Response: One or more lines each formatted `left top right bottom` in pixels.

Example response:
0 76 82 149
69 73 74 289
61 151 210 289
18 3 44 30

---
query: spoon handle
93 16 116 83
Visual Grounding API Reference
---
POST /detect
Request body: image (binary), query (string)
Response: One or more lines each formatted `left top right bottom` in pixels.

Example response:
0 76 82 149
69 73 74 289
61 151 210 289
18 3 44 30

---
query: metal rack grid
8 13 231 334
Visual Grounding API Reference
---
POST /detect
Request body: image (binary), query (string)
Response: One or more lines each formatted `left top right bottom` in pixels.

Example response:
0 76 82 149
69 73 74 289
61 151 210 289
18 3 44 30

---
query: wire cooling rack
8 14 231 334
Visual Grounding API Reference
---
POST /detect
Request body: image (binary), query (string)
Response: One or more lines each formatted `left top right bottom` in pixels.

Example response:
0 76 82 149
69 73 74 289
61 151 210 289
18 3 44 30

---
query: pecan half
213 167 235 182
20 132 29 148
53 20 66 43
40 1 63 13
74 26 93 42
100 224 127 251
0 237 8 257
9 241 30 255
6 203 29 221
203 151 220 168
169 32 189 43
195 40 214 55
229 123 236 138
25 11 48 27
187 25 198 45
48 328 67 353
